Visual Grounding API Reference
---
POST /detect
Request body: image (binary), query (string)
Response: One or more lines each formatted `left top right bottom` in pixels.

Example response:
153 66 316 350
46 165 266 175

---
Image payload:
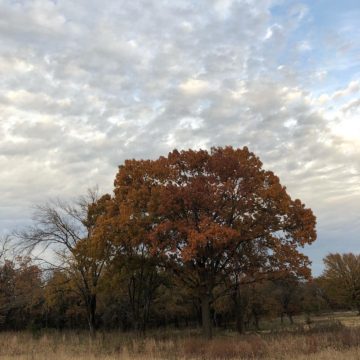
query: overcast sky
1 0 359 275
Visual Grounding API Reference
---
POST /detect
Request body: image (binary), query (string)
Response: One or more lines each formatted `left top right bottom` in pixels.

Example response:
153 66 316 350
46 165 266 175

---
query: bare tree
16 188 112 336
0 234 13 264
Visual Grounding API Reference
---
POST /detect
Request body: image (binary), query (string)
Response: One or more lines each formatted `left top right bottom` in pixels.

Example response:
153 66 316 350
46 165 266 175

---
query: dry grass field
2 312 360 359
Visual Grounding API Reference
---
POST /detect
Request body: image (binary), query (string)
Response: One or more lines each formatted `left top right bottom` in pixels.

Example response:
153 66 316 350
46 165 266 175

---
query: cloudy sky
1 0 359 274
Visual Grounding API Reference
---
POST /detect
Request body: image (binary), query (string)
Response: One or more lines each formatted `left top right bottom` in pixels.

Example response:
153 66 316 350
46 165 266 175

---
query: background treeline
0 251 357 333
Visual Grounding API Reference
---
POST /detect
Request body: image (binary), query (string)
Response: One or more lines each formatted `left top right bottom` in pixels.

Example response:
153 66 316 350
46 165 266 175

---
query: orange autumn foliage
109 146 317 338
112 146 316 275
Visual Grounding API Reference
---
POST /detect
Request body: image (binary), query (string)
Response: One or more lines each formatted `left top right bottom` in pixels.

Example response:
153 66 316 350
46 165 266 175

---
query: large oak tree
109 146 317 338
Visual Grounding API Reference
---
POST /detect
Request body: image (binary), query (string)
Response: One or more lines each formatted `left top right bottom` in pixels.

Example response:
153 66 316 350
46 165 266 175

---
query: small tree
0 256 44 330
106 252 163 332
271 276 302 325
17 189 112 336
320 253 360 314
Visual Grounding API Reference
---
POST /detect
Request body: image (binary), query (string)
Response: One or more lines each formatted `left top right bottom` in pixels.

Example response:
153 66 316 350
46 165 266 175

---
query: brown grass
2 313 360 359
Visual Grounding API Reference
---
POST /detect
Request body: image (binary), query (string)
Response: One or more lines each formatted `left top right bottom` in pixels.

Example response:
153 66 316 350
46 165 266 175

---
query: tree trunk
87 294 97 337
253 310 260 331
235 307 244 334
174 317 179 328
254 317 260 331
201 293 212 339
232 285 244 334
196 303 202 327
356 302 360 316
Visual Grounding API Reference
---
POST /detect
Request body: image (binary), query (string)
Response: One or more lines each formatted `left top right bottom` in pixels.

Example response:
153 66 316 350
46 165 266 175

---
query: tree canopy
108 146 317 338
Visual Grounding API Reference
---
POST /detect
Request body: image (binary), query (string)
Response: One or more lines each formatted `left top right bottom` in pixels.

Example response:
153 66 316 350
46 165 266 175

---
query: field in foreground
2 312 360 359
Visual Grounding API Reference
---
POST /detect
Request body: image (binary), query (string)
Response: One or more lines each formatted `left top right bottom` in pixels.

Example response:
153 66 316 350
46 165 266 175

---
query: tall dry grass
1 322 360 359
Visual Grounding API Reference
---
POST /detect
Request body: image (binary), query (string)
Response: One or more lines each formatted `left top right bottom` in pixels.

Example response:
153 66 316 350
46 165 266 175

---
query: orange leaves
108 145 317 289
184 219 240 261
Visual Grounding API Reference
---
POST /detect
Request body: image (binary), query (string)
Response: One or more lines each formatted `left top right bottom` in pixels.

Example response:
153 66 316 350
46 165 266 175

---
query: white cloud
332 80 360 99
179 79 211 95
297 40 312 52
178 117 204 130
264 23 283 40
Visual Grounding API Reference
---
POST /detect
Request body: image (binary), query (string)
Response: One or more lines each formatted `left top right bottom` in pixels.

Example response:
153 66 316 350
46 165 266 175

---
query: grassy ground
1 312 360 359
